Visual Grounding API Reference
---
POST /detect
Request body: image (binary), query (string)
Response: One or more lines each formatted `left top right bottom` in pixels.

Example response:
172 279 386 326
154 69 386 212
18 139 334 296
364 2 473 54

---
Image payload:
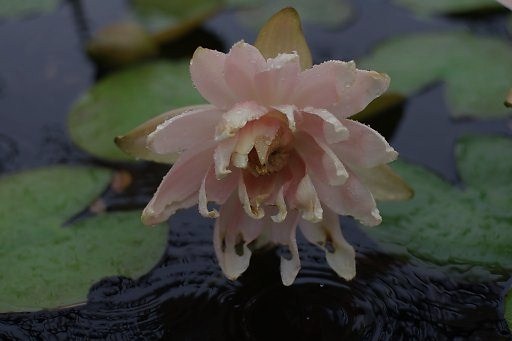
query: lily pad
235 0 352 30
0 0 58 18
360 32 512 119
69 60 204 161
131 0 223 43
0 166 168 312
364 136 512 270
393 0 502 16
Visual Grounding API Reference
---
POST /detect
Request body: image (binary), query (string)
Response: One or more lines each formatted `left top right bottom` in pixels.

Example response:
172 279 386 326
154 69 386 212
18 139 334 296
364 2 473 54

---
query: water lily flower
116 8 412 285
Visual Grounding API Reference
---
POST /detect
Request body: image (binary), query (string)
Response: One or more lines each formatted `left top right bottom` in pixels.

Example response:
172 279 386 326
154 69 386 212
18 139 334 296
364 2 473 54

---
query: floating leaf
235 0 352 30
68 60 204 161
364 136 512 270
254 7 312 70
360 32 512 119
393 0 502 15
0 0 58 18
131 0 223 43
0 166 168 312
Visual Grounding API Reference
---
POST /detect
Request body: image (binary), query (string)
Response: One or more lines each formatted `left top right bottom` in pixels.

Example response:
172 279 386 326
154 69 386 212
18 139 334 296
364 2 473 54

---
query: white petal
272 104 297 131
215 102 268 141
271 185 288 223
295 173 323 223
213 137 238 179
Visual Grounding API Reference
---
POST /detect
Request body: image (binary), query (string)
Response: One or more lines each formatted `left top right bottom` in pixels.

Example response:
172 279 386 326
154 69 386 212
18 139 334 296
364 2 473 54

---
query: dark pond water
1 0 511 339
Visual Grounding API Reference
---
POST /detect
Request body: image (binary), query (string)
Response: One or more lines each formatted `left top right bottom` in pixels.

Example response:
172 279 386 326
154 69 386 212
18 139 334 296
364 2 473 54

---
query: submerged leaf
360 32 512 118
68 60 204 161
0 0 58 18
0 166 168 312
394 0 502 15
364 136 512 271
254 7 312 70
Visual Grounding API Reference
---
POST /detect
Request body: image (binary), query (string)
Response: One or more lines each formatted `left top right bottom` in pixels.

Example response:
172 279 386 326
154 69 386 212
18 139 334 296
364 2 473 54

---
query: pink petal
254 53 301 106
190 47 236 109
264 209 301 286
142 141 216 225
328 69 390 119
198 167 240 218
313 170 381 226
299 207 355 280
232 118 280 168
273 104 297 131
330 119 397 169
299 107 349 144
213 193 261 280
147 105 222 155
224 41 266 102
294 131 348 186
215 101 268 141
238 172 277 219
295 173 323 223
292 60 356 109
213 136 238 179
497 0 512 10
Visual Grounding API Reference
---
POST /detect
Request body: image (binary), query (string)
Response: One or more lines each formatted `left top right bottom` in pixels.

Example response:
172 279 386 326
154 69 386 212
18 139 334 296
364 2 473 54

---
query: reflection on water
0 208 510 339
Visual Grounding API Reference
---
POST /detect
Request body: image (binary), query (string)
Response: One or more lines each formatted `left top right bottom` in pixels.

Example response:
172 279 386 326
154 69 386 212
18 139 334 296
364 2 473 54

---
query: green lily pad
360 32 512 119
393 0 502 16
0 0 58 18
69 60 204 161
235 0 352 30
131 0 223 43
364 136 512 270
0 166 168 312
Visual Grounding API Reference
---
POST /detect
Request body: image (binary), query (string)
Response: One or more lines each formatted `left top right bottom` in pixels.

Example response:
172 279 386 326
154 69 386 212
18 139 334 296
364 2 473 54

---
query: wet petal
254 53 301 105
232 118 280 168
300 107 349 144
263 209 301 285
295 173 323 223
115 104 213 163
190 47 236 109
142 141 216 225
329 69 390 119
213 136 238 179
148 106 222 155
299 207 355 280
294 131 348 186
273 104 297 131
215 101 268 141
331 119 397 169
214 193 259 280
293 60 356 109
313 169 381 226
224 41 266 102
271 185 288 223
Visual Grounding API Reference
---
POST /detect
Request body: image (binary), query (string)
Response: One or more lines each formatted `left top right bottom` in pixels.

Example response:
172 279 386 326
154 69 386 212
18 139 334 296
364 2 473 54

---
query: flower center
247 124 293 177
